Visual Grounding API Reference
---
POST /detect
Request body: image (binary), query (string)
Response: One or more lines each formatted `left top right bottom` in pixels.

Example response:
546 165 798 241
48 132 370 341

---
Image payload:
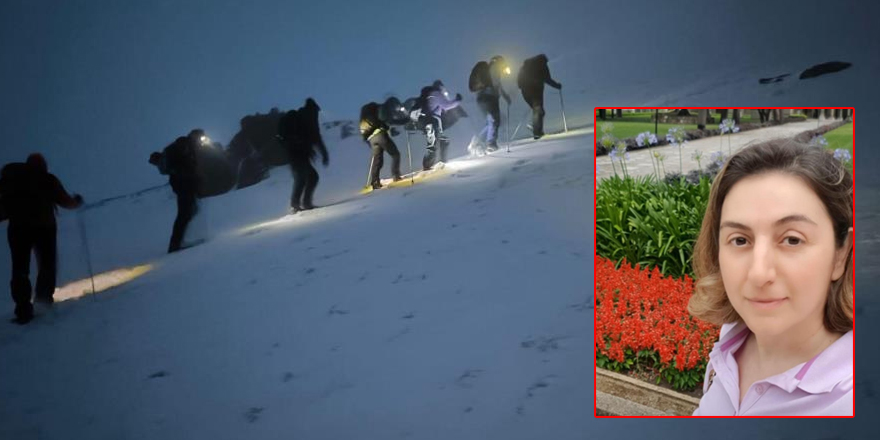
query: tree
697 109 708 130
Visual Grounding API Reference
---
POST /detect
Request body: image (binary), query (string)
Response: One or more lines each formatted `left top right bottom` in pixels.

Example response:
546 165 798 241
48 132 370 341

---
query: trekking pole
76 209 97 299
365 155 375 189
506 101 511 153
559 89 569 133
405 130 414 184
510 108 531 140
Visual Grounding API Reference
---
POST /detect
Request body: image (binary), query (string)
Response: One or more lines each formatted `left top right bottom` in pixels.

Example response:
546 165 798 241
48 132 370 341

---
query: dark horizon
1 0 876 200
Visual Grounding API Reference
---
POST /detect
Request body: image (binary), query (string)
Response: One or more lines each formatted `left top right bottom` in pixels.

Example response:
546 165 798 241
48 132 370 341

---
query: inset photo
593 108 854 417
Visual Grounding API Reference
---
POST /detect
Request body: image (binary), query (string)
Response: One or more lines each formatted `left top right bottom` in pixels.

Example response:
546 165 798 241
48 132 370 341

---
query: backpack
0 163 28 222
517 55 547 89
516 61 529 89
359 102 381 140
277 110 300 143
379 97 407 126
469 61 491 92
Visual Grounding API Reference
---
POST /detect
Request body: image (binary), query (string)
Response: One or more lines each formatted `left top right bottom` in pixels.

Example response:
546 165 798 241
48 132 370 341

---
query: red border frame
592 107 855 418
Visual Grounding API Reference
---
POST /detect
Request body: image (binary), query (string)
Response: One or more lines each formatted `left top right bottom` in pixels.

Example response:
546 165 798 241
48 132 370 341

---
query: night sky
1 0 876 200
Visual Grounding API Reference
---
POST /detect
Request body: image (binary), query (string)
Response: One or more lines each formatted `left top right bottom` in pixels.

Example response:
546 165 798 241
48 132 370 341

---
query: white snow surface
0 127 593 439
1 39 877 438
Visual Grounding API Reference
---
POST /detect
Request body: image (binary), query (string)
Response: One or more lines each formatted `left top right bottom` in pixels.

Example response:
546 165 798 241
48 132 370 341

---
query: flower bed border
596 368 700 416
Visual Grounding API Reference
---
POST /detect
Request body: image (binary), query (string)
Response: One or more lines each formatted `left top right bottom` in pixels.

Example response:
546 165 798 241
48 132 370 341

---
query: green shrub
596 175 711 279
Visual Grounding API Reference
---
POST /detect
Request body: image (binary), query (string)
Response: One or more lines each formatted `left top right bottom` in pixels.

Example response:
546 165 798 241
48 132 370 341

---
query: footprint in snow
455 369 484 389
148 371 169 380
526 375 558 398
244 407 264 423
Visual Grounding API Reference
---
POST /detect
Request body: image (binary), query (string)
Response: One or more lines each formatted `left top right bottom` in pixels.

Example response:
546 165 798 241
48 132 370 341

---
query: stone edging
596 368 700 416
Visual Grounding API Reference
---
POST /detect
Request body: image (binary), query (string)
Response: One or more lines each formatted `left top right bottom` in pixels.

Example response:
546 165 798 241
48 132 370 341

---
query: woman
689 140 853 416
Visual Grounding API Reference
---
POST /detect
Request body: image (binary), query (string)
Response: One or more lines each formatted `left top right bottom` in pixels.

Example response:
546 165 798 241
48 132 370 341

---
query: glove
390 127 400 137
557 83 563 90
455 93 462 101
73 194 84 207
322 157 329 167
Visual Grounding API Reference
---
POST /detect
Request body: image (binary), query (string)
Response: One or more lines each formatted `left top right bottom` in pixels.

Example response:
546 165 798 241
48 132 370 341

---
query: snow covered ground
0 125 594 439
0 31 876 440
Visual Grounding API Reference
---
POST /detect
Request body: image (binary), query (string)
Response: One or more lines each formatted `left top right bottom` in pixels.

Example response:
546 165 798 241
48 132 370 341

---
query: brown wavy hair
688 140 853 333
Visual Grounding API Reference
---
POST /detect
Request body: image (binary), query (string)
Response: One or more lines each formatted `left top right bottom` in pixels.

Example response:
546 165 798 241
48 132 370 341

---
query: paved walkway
595 120 840 180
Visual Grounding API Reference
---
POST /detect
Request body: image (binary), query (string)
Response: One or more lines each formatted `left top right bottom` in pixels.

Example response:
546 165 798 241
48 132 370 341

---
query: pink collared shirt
693 322 853 416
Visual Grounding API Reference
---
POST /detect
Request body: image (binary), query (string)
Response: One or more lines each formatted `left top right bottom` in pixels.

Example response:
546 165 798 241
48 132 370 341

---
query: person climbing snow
414 81 463 170
469 55 511 153
0 154 83 324
278 98 330 213
360 102 402 190
517 54 561 140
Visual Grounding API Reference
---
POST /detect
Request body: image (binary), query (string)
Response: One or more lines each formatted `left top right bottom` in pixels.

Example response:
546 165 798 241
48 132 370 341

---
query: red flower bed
595 256 720 389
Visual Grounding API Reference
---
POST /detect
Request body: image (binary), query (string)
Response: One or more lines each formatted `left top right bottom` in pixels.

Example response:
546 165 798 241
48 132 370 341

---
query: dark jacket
0 161 81 227
517 54 561 93
359 102 388 142
278 99 329 163
163 136 199 195
477 58 511 102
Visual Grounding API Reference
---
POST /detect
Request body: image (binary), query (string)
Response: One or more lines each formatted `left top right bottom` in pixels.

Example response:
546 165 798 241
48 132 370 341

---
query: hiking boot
12 305 34 325
392 175 403 182
371 182 383 190
11 314 33 325
289 205 302 215
486 143 499 153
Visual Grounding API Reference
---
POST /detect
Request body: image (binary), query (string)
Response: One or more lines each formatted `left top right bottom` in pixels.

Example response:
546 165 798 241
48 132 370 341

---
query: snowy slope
0 124 593 439
0 40 875 439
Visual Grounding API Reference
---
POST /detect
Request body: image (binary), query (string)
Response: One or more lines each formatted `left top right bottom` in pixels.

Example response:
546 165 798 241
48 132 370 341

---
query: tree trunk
616 109 623 118
697 109 708 130
599 109 607 120
719 109 729 121
733 109 741 125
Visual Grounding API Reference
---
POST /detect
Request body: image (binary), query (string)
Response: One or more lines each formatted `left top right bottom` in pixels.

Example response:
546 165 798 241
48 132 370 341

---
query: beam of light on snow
53 264 154 302
446 158 486 173
238 203 360 236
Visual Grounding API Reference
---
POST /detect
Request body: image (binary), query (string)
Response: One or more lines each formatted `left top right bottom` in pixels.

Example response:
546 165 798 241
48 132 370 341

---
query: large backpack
469 61 492 92
0 162 28 223
517 55 547 89
277 110 300 143
379 96 408 126
359 102 381 140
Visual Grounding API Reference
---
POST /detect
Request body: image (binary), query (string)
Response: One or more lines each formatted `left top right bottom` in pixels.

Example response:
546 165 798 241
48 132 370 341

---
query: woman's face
718 172 849 337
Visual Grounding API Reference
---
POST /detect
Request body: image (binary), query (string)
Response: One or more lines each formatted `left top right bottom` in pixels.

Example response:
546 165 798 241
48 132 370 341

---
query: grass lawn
595 111 754 141
823 123 853 154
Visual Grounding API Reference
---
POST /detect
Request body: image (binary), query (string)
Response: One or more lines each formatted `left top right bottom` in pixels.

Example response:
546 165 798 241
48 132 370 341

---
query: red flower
595 256 720 373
